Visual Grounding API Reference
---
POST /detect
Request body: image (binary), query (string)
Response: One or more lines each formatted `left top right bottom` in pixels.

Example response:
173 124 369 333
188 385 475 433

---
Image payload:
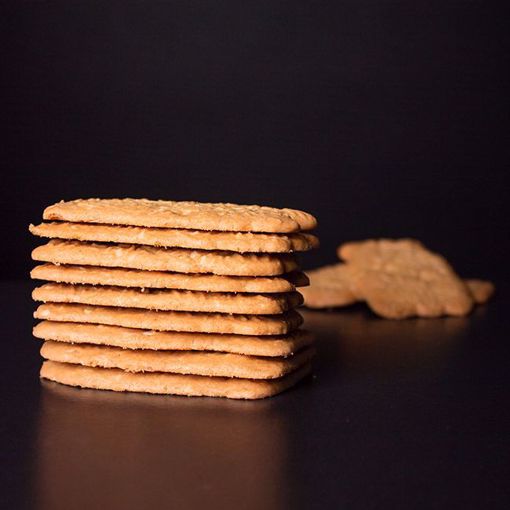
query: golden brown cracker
40 360 312 399
40 341 315 379
33 283 303 315
301 264 358 309
31 264 309 293
34 303 303 336
30 222 319 253
43 198 317 233
32 240 298 276
33 321 315 357
337 239 473 319
465 279 495 304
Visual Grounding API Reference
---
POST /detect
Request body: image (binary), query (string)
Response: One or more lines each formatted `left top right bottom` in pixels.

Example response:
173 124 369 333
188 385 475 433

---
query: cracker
302 260 494 311
465 279 495 304
30 222 319 253
40 360 312 399
32 240 298 276
42 198 317 233
34 303 303 335
337 239 473 319
33 283 303 315
30 264 309 293
301 264 358 309
40 341 315 379
33 321 315 357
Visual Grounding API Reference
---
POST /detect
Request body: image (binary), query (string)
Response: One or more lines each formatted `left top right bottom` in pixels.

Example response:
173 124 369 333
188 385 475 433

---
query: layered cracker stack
30 199 318 399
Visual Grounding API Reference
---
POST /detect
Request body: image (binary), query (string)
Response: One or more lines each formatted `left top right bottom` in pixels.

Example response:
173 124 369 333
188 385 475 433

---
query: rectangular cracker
34 303 303 335
30 222 319 253
32 283 303 315
40 341 316 379
30 264 309 293
40 360 312 399
33 321 315 357
32 240 298 276
42 198 317 233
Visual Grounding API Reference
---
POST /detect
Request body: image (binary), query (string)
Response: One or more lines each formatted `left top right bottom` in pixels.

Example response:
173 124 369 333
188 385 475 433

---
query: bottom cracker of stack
41 361 312 400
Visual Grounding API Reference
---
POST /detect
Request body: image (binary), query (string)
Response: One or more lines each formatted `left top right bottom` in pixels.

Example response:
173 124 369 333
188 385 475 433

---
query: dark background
3 1 509 282
2 3 510 509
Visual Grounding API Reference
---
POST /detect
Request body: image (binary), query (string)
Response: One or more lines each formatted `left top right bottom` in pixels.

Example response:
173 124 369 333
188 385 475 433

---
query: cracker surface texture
43 198 317 233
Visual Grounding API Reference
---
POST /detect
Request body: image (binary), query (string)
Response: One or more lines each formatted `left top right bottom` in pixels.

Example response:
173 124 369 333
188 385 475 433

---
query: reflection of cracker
31 264 308 293
301 264 358 308
41 341 315 379
30 222 319 253
32 240 298 276
465 279 495 304
33 283 303 315
43 198 317 233
33 321 315 357
40 361 312 399
34 303 303 336
338 239 473 319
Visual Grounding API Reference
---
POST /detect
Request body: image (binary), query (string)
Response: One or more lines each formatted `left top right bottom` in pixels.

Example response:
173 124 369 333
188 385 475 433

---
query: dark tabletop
2 280 509 510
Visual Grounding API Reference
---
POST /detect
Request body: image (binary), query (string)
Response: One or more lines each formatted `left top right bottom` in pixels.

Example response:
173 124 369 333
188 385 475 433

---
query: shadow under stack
30 199 318 399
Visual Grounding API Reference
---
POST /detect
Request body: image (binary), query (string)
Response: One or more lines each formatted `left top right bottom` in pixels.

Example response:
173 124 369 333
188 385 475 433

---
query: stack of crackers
30 199 318 399
302 238 494 319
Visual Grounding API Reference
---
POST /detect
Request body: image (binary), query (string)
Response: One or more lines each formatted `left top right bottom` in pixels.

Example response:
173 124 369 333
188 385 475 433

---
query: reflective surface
2 281 509 509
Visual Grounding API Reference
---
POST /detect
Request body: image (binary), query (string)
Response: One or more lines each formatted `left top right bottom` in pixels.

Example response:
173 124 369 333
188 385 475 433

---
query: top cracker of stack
30 198 318 399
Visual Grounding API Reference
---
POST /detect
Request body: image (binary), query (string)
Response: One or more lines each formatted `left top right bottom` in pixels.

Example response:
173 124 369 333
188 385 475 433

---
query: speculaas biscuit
337 239 474 318
40 360 312 399
43 198 317 233
303 262 495 313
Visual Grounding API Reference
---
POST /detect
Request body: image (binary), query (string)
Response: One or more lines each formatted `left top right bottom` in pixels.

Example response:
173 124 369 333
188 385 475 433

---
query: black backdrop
3 1 509 282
